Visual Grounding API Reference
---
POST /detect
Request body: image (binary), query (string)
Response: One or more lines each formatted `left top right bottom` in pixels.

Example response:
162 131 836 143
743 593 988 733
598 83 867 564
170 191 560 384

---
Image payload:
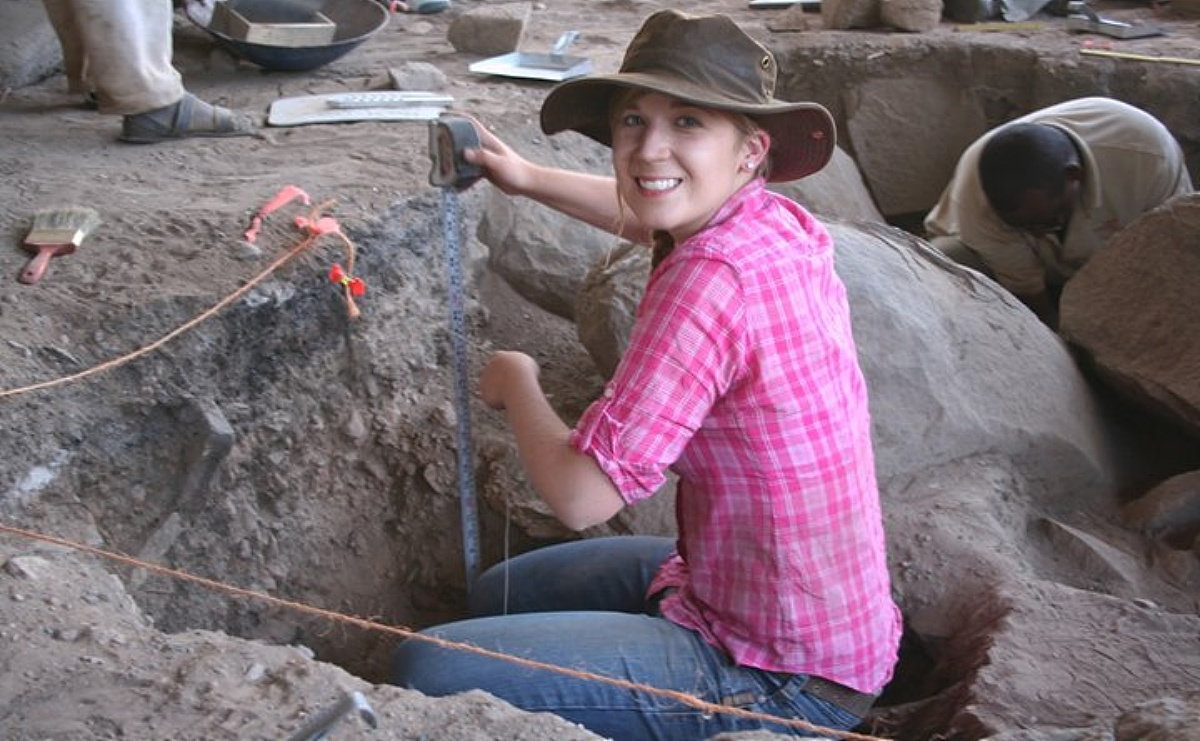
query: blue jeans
392 536 860 740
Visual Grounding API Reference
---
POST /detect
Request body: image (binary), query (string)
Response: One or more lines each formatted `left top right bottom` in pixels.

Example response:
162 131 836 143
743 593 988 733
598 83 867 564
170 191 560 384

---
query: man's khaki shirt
925 97 1193 296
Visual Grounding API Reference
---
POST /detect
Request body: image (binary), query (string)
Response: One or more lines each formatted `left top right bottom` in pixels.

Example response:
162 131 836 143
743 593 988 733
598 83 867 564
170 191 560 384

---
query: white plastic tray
469 52 592 82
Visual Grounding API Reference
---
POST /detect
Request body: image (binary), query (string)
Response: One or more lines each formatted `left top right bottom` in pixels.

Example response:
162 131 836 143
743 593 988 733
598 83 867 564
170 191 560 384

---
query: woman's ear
743 129 771 172
748 130 768 164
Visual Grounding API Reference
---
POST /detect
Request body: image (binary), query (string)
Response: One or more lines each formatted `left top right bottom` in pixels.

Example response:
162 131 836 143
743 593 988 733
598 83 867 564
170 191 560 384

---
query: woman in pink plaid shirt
394 10 902 739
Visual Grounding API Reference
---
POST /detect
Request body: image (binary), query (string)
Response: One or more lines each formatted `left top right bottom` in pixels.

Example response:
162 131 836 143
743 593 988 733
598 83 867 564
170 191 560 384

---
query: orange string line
0 202 356 401
0 522 891 741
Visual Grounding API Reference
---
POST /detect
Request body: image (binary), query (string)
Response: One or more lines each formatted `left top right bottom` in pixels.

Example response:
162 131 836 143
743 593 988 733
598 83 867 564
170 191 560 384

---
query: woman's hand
479 350 540 410
457 114 634 240
461 117 537 197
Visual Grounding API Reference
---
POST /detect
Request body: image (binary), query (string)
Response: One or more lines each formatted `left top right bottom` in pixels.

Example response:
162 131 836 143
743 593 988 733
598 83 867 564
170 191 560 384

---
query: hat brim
540 73 836 183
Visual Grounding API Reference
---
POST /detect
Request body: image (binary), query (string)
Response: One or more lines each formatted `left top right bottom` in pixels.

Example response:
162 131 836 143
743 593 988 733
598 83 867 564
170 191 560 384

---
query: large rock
478 186 614 321
770 145 885 224
880 0 943 32
575 241 646 379
0 0 62 91
1122 469 1200 549
843 77 987 218
1060 193 1200 436
822 0 882 30
829 220 1120 497
446 2 530 57
820 0 945 33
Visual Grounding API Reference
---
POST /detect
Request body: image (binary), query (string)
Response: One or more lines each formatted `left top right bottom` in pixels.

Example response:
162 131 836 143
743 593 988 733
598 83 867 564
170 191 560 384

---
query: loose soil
1 1 1198 739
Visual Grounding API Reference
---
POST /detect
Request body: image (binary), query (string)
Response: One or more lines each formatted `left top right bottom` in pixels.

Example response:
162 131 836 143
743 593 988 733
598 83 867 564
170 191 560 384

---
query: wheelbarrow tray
191 0 388 72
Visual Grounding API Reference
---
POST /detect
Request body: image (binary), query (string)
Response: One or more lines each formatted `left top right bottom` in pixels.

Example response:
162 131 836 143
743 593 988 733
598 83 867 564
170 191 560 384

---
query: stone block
844 78 987 216
448 3 531 57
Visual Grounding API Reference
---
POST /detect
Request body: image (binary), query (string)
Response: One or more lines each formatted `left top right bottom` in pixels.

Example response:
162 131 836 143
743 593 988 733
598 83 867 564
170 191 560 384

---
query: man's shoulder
1024 96 1162 132
1028 96 1142 118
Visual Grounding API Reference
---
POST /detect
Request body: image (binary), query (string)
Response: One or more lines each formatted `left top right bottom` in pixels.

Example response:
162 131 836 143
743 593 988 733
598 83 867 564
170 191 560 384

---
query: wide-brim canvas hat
539 9 836 183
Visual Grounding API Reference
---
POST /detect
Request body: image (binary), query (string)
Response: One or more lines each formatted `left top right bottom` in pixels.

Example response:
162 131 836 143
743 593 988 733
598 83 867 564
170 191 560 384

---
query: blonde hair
602 89 770 263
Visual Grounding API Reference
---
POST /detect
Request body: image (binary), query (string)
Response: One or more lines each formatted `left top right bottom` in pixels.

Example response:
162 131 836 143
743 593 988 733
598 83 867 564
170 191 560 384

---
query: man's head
979 122 1083 235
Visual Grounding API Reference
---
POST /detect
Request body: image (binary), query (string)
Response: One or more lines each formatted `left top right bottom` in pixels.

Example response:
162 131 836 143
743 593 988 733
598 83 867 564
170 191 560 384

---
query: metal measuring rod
427 114 483 191
287 690 378 741
426 112 485 594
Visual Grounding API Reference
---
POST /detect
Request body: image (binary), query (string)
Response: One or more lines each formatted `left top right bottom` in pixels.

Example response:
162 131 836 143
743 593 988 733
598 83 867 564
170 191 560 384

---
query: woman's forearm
493 360 626 531
515 165 648 243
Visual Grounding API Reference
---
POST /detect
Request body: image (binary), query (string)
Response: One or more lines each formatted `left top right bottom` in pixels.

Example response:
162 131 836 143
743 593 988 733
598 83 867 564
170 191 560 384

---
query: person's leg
392 610 861 740
40 0 88 95
62 0 253 141
469 535 676 616
66 0 183 114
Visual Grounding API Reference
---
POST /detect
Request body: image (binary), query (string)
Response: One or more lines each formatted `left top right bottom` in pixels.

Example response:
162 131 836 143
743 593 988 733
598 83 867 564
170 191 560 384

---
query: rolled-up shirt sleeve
570 256 744 504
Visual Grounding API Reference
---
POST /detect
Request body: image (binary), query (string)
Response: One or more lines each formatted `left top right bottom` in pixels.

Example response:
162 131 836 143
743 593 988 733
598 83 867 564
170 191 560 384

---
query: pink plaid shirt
570 181 901 693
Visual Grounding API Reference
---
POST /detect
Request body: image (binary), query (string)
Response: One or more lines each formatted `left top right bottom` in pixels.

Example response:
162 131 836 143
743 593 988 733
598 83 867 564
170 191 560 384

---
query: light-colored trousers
40 0 184 114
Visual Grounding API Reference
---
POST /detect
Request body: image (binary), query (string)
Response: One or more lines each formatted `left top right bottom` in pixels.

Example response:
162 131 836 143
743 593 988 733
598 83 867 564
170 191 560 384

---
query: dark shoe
120 93 255 144
407 0 449 12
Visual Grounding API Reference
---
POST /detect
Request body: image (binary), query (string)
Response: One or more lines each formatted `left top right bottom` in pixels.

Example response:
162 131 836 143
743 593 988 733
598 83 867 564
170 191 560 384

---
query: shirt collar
686 178 768 244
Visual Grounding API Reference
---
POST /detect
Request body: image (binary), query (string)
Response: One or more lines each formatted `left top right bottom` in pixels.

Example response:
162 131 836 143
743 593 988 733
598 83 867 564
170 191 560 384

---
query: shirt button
603 386 615 398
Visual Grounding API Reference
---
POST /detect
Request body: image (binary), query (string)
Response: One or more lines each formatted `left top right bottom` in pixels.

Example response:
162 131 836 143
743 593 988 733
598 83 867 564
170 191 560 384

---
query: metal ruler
1079 48 1200 66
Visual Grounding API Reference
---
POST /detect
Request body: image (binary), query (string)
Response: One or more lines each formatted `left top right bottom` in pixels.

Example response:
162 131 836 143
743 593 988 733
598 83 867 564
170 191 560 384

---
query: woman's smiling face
610 92 768 243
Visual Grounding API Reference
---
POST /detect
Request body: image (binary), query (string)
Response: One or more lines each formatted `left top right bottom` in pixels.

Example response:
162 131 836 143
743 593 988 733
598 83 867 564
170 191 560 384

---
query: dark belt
799 675 878 718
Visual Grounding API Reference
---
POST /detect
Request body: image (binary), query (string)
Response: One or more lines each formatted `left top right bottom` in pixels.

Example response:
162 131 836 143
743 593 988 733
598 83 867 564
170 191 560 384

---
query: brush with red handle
19 206 101 285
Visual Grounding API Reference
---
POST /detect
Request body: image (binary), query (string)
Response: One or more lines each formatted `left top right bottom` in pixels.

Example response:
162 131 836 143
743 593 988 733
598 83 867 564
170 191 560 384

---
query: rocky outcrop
1060 194 1200 436
0 0 64 91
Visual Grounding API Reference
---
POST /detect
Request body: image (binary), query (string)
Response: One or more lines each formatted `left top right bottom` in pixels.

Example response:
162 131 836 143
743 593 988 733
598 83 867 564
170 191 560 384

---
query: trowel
1065 1 1163 39
469 31 592 82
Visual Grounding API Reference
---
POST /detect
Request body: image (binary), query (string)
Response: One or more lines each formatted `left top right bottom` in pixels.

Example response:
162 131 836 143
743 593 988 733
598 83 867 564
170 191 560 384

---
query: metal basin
191 0 389 72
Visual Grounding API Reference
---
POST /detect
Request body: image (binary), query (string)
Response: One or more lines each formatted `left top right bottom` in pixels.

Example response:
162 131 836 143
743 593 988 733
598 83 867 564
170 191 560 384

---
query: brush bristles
27 206 102 247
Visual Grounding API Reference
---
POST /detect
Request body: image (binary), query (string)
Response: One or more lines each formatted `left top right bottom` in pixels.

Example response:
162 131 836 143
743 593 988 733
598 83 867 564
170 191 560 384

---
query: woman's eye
620 113 643 127
676 115 701 128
